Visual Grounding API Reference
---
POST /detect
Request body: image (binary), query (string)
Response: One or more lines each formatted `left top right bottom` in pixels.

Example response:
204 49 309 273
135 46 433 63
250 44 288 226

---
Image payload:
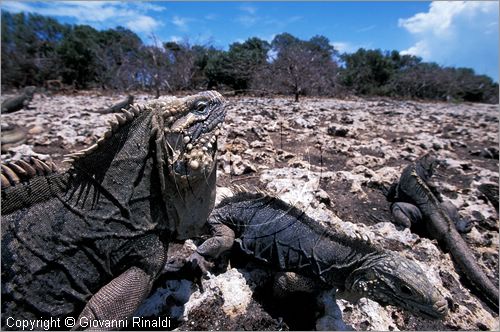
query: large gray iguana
188 190 449 320
385 153 499 310
1 91 226 329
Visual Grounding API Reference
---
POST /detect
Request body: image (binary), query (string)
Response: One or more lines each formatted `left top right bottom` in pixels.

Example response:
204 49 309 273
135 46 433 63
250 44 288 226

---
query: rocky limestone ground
1 91 499 330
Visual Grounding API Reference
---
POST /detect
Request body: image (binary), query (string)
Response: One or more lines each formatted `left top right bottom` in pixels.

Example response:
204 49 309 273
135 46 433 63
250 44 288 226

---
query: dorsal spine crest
64 103 145 163
1 157 57 188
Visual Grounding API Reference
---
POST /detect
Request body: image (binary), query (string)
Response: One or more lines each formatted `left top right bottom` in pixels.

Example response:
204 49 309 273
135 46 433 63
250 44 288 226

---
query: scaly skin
478 183 499 214
391 154 499 310
1 91 226 329
191 191 448 320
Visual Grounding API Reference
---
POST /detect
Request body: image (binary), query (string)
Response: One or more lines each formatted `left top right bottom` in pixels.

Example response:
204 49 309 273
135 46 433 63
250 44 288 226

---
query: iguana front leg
390 202 423 228
426 181 443 202
391 201 472 233
72 266 153 330
273 272 322 296
273 273 354 331
441 200 472 233
188 220 235 274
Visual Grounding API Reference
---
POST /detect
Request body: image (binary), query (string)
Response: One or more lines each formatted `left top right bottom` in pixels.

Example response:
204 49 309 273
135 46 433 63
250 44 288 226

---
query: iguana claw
187 251 214 277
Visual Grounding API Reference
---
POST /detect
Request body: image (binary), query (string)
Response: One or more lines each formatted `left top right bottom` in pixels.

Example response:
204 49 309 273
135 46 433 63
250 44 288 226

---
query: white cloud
236 4 260 27
140 3 167 12
400 40 431 58
330 41 371 54
399 1 498 79
331 42 354 53
169 36 183 43
172 15 189 30
1 1 163 34
1 1 37 12
126 15 161 34
399 2 464 36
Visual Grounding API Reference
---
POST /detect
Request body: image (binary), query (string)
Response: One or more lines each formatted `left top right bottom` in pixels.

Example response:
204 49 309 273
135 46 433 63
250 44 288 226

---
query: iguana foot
390 202 423 228
186 251 214 277
273 272 320 297
441 201 473 234
316 289 355 331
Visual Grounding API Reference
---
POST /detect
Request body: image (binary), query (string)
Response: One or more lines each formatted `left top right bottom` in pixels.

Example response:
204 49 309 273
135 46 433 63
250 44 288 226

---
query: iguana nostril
432 299 449 316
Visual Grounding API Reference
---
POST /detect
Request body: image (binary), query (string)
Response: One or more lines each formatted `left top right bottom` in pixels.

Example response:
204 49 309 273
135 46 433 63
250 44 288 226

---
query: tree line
2 11 498 103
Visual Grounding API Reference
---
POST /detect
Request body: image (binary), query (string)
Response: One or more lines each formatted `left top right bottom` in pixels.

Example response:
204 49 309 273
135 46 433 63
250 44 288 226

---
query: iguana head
162 91 226 181
63 91 226 240
416 152 440 181
345 253 448 319
158 91 227 239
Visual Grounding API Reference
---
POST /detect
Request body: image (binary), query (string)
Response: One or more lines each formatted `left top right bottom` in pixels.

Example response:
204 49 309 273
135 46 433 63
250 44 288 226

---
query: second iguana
189 191 449 320
386 153 499 310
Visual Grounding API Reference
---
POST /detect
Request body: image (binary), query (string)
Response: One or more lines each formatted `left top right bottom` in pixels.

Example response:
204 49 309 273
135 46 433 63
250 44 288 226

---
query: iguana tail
445 229 499 311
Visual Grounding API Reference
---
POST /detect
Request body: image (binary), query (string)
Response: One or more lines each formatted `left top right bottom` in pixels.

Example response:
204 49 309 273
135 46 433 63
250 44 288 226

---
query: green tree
191 45 221 89
94 27 142 90
204 38 270 92
1 11 69 88
56 25 101 88
340 49 396 95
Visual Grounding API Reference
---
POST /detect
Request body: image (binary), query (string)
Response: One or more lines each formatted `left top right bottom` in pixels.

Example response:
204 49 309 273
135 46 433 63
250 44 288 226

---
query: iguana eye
400 285 413 296
194 101 208 114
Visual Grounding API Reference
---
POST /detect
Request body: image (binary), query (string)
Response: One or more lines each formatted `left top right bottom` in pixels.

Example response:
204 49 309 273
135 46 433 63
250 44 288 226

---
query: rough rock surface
1 92 498 330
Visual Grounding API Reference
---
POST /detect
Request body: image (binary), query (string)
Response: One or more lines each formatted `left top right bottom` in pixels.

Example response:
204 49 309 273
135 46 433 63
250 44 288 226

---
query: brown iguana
1 91 226 329
386 153 499 311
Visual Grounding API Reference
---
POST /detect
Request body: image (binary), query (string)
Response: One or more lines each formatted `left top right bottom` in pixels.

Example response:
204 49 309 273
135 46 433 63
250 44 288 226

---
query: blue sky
2 1 498 81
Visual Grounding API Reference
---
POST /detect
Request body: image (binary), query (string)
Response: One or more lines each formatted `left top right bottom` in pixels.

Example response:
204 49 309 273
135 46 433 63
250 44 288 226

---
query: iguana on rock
386 153 499 310
95 95 134 114
1 86 36 114
189 191 449 320
1 91 226 329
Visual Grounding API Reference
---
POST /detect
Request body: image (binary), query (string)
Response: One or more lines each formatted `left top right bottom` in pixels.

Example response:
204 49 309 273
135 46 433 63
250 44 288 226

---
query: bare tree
141 34 171 98
267 34 338 101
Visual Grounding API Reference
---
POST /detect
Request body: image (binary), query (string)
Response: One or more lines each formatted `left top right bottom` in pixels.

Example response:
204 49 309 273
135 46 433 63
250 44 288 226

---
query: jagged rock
1 93 497 330
2 144 51 163
1 123 27 152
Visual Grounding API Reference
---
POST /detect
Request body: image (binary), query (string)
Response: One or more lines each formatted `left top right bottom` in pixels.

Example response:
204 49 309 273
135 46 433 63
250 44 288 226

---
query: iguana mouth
168 131 220 178
375 296 447 319
164 91 226 179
